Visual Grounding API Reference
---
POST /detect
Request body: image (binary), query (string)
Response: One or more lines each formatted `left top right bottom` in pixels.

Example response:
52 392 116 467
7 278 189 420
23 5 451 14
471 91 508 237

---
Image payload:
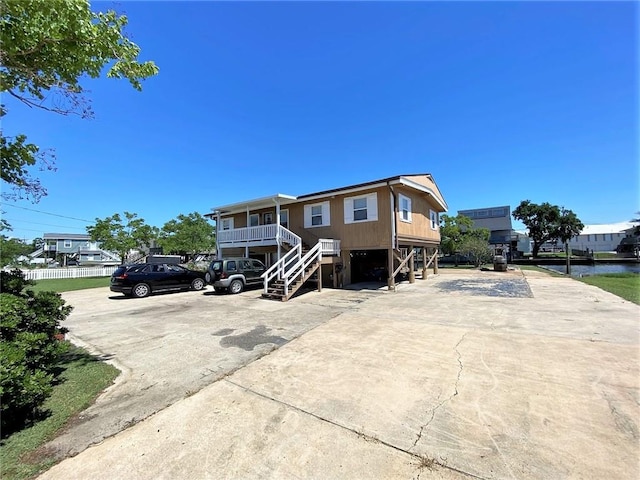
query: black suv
205 258 266 294
110 263 207 298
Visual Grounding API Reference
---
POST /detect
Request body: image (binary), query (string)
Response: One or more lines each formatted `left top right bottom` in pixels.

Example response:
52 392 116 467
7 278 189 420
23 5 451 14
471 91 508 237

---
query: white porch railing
12 266 118 281
218 224 301 248
320 238 341 256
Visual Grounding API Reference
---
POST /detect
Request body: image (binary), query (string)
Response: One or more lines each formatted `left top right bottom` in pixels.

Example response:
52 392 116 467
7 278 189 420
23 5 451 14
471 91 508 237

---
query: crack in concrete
224 378 485 480
410 331 468 451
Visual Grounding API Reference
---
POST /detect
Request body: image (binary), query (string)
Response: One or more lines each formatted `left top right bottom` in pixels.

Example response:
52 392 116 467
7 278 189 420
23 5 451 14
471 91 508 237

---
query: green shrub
0 270 72 436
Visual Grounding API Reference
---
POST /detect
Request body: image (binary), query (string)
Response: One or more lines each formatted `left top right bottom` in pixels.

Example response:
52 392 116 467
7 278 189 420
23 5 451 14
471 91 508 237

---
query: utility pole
565 242 571 275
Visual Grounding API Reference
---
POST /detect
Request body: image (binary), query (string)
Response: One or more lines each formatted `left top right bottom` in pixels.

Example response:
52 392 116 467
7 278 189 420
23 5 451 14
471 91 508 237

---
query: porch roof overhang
206 193 298 218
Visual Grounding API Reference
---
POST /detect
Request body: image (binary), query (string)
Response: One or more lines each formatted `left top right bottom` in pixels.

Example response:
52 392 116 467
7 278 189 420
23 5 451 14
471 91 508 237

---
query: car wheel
132 283 151 298
205 272 211 283
228 279 243 294
191 278 205 291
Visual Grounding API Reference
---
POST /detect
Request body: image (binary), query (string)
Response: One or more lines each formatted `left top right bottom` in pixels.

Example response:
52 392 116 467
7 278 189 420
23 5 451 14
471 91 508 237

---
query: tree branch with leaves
87 212 157 264
0 0 159 202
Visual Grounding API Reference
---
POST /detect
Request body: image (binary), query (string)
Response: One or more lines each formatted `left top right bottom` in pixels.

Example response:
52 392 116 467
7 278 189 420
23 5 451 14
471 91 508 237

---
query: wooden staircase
261 260 320 301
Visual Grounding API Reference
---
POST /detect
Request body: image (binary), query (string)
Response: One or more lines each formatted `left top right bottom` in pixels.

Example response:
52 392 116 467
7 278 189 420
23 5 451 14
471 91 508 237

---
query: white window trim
221 218 234 230
304 201 331 228
249 214 260 227
263 212 274 224
279 209 289 228
344 193 378 224
430 210 438 230
64 239 72 248
399 194 412 223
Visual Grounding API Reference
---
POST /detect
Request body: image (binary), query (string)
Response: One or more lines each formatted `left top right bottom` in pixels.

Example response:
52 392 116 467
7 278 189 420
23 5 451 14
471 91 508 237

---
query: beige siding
218 182 442 249
291 186 393 250
394 186 441 244
404 174 447 212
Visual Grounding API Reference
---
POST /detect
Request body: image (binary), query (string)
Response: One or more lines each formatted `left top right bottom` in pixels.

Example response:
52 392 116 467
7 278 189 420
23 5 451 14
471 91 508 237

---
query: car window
226 261 237 271
251 260 265 270
139 265 152 273
166 264 185 272
241 260 252 270
210 261 223 271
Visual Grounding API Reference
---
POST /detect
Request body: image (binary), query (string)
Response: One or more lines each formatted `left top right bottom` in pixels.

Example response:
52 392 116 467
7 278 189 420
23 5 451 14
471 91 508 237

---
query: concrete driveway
39 269 639 479
45 284 377 459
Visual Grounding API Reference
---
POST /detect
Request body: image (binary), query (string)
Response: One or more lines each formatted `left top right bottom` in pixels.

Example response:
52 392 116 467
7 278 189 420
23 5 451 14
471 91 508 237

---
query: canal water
542 263 640 276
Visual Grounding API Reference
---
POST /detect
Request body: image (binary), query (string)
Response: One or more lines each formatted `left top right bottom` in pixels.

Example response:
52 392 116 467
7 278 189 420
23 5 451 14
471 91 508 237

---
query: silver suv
205 258 267 294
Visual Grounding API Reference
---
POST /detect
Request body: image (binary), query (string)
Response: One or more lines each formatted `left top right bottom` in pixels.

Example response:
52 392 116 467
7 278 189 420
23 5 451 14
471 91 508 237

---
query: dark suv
110 263 207 298
205 258 266 294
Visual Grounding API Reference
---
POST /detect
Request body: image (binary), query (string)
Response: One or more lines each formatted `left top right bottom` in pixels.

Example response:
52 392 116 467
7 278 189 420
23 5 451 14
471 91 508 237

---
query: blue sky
2 0 638 242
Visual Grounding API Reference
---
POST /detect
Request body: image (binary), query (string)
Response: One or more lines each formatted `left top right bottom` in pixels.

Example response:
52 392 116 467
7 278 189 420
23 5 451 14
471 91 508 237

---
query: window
311 205 323 225
304 201 330 228
221 218 234 230
344 193 378 224
280 209 289 229
249 214 259 227
64 239 72 248
263 212 273 224
430 210 438 230
399 194 412 222
226 260 237 271
353 198 367 221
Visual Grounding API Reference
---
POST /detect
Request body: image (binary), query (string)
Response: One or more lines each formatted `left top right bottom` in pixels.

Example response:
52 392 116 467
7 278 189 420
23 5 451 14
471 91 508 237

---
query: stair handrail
284 241 323 295
261 244 301 294
278 224 301 248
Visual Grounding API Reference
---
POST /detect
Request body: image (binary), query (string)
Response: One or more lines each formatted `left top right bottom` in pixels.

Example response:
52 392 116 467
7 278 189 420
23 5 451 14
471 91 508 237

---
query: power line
3 218 87 230
0 202 93 223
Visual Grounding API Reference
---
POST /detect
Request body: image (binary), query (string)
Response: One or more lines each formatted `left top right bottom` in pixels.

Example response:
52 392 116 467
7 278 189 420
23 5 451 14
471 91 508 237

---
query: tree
1 0 159 202
1 269 71 435
157 212 216 260
439 214 474 256
440 214 491 265
512 200 584 258
87 212 156 264
0 236 31 267
458 236 493 267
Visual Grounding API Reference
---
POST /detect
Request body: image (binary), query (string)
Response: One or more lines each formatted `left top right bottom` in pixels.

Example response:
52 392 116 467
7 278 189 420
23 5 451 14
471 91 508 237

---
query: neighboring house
29 233 120 266
458 206 519 255
206 174 448 300
568 222 635 253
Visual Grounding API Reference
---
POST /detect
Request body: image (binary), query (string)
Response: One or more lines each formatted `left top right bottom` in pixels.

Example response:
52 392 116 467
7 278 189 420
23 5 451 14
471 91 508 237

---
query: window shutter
304 205 312 228
368 193 378 221
322 201 331 226
344 198 354 224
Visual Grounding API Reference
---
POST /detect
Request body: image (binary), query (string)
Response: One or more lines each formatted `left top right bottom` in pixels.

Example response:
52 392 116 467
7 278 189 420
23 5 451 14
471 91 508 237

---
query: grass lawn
0 344 120 480
30 277 111 293
577 273 640 305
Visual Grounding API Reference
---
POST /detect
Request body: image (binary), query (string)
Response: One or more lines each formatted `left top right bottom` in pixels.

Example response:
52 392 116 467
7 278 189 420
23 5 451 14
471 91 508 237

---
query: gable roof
43 233 91 240
207 173 447 217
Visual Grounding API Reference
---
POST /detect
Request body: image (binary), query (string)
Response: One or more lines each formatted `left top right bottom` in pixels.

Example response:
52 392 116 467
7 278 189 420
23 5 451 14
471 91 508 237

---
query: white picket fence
16 266 118 281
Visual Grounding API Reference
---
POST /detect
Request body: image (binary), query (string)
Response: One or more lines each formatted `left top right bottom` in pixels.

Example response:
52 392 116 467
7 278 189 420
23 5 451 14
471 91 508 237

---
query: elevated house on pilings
205 174 448 301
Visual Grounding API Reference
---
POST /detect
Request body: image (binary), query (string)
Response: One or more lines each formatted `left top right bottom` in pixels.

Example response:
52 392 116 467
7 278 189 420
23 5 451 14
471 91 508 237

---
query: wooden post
409 246 415 283
422 247 428 279
434 247 439 274
387 247 395 290
317 263 322 292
